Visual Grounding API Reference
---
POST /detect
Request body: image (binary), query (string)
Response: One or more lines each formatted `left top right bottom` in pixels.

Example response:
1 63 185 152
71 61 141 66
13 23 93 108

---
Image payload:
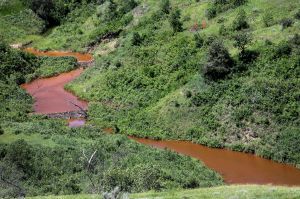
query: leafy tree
160 0 171 15
232 9 249 31
22 0 68 27
131 32 142 46
233 31 252 52
169 9 183 32
204 40 234 80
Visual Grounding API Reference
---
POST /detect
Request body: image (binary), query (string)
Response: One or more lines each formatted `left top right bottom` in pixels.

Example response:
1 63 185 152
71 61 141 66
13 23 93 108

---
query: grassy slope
28 185 300 199
0 0 44 44
65 0 300 166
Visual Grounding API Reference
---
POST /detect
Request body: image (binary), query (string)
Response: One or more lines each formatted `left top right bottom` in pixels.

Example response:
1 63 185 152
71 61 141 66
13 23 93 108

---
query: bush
262 12 275 27
169 9 183 32
194 33 204 48
21 0 69 27
273 42 292 58
232 9 249 31
131 32 143 46
206 6 217 19
281 18 294 30
160 0 171 15
203 40 234 80
231 0 247 7
219 24 228 36
295 9 300 20
233 31 252 52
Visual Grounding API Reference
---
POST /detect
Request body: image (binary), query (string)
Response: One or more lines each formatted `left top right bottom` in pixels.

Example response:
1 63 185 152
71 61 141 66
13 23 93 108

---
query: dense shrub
194 33 204 48
0 128 223 197
0 41 37 84
21 0 69 27
160 0 171 15
169 9 183 32
203 40 234 80
206 6 217 19
262 12 275 27
295 9 300 20
281 18 294 30
232 9 249 31
131 32 143 46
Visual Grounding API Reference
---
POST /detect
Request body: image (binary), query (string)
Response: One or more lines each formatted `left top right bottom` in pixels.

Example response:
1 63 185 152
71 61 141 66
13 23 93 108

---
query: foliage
131 32 143 46
281 18 294 30
232 9 249 31
0 41 38 84
169 9 183 33
160 0 171 15
0 124 223 197
194 33 204 48
262 12 275 27
26 56 77 82
203 40 234 80
26 185 300 199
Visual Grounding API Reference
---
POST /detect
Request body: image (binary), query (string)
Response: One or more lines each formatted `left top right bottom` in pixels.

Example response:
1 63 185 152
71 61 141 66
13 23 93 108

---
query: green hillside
64 0 300 166
1 0 300 198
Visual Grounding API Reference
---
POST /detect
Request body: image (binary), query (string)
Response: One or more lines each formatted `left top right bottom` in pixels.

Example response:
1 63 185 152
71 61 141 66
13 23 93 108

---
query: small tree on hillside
232 9 249 31
160 0 171 14
204 40 234 80
233 32 257 64
233 32 252 53
169 9 183 33
131 32 142 46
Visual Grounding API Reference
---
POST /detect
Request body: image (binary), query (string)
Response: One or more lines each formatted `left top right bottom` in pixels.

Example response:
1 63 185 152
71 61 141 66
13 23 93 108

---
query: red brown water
20 49 300 186
25 48 93 62
21 49 92 114
130 137 300 186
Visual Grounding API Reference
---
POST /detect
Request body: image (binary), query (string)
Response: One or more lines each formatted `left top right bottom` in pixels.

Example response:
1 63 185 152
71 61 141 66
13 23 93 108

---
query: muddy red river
21 49 92 114
21 49 300 186
131 137 300 186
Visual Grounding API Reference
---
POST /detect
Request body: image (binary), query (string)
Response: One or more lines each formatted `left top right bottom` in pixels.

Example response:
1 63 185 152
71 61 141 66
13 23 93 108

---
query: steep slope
65 0 300 166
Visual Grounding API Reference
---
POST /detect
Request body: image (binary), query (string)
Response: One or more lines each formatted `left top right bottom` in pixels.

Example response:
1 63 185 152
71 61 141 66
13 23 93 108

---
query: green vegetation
0 35 221 198
65 0 300 167
26 56 78 82
27 185 300 199
1 0 300 198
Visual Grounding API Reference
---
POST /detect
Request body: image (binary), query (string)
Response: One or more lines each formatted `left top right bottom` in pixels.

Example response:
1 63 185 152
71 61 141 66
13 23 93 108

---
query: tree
233 32 252 52
204 40 234 80
232 9 249 31
131 32 142 46
169 9 183 32
22 0 68 27
233 32 258 64
160 0 171 14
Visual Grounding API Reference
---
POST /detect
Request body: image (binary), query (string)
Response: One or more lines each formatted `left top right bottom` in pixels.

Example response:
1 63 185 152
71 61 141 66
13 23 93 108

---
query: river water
21 49 300 186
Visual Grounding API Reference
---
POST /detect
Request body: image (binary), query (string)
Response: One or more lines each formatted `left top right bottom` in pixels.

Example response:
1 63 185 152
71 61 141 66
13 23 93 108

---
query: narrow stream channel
21 49 300 186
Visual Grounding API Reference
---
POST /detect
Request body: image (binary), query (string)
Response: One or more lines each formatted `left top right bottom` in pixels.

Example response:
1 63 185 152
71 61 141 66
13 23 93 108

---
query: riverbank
27 185 300 199
21 49 300 186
